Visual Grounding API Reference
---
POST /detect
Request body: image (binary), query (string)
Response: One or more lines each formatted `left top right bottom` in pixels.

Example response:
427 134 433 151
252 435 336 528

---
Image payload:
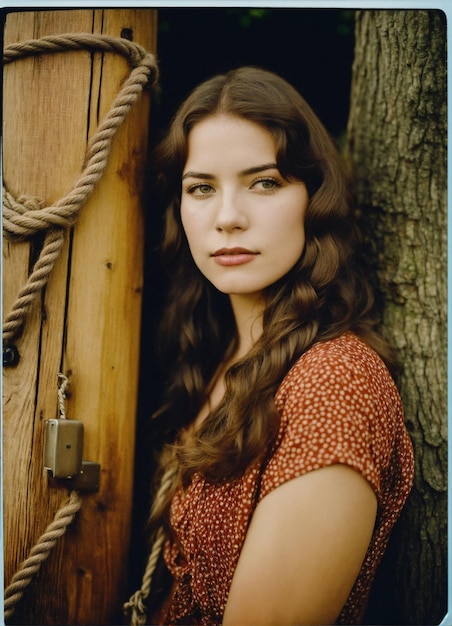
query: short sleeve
259 334 401 504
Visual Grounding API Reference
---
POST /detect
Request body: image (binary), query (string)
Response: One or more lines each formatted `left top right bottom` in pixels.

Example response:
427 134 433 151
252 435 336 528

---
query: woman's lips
212 247 259 266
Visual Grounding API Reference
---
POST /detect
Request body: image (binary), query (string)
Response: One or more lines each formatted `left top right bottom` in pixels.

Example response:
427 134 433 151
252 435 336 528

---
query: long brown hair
150 67 393 499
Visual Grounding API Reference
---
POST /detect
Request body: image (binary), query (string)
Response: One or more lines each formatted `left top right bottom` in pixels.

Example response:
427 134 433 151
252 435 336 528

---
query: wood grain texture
3 9 157 624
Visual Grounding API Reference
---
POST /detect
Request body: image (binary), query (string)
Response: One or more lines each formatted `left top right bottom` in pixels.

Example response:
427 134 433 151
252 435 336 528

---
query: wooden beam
3 9 157 623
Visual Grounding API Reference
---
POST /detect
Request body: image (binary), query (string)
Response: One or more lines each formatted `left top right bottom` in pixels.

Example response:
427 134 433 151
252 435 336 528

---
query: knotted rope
123 463 179 626
2 33 159 346
4 490 82 622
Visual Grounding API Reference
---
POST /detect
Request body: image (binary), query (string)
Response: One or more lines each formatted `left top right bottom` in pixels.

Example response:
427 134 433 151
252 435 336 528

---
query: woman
125 67 414 625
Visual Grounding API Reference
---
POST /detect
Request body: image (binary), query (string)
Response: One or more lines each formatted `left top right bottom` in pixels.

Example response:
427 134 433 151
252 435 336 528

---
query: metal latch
44 374 101 491
44 419 101 491
44 419 83 478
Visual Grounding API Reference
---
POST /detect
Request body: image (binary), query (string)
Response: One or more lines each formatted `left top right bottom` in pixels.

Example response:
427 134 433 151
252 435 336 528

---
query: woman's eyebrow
239 163 279 177
182 171 214 180
182 163 278 181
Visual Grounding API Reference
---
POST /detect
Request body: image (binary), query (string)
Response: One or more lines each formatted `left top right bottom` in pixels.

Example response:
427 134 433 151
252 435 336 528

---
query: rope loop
3 32 157 77
3 33 158 240
2 32 158 345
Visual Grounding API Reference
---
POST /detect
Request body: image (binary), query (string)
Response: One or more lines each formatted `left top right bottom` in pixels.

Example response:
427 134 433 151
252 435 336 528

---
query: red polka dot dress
153 333 414 625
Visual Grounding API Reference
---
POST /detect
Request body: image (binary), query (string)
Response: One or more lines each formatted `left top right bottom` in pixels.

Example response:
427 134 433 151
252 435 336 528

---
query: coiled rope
2 33 159 346
123 463 179 626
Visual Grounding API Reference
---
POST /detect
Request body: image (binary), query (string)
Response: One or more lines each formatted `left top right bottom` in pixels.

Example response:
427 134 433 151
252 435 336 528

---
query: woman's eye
253 178 281 191
186 183 215 196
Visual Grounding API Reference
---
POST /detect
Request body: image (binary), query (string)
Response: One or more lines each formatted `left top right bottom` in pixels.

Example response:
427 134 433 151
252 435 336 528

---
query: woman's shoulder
266 332 410 504
275 331 402 428
280 331 395 394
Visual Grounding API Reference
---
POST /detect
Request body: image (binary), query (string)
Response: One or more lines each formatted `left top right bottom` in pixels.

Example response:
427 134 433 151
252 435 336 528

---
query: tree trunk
3 9 157 624
346 10 447 625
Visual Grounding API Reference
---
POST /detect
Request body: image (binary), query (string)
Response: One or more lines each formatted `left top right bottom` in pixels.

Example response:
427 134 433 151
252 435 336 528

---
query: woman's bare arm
223 464 377 626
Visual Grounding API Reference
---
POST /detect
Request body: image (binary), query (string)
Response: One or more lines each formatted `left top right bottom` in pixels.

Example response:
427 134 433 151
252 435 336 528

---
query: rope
2 228 65 343
58 373 70 419
3 32 152 68
123 463 179 625
4 490 82 622
2 33 159 345
124 526 167 626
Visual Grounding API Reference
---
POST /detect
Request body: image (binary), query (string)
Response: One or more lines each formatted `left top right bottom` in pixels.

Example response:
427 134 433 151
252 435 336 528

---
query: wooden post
3 9 157 624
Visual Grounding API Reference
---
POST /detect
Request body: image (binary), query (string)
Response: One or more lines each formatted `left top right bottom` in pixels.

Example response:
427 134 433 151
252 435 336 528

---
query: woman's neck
191 294 264 430
229 293 264 359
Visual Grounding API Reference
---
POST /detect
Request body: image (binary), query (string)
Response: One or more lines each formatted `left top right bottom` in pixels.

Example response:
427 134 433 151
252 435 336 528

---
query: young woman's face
180 114 309 302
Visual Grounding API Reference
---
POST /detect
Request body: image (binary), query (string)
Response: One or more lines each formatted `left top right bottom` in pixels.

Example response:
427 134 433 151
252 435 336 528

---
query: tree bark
3 9 157 624
346 10 447 625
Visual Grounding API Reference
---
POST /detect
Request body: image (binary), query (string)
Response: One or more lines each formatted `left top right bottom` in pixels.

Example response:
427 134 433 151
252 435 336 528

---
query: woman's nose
215 192 249 232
